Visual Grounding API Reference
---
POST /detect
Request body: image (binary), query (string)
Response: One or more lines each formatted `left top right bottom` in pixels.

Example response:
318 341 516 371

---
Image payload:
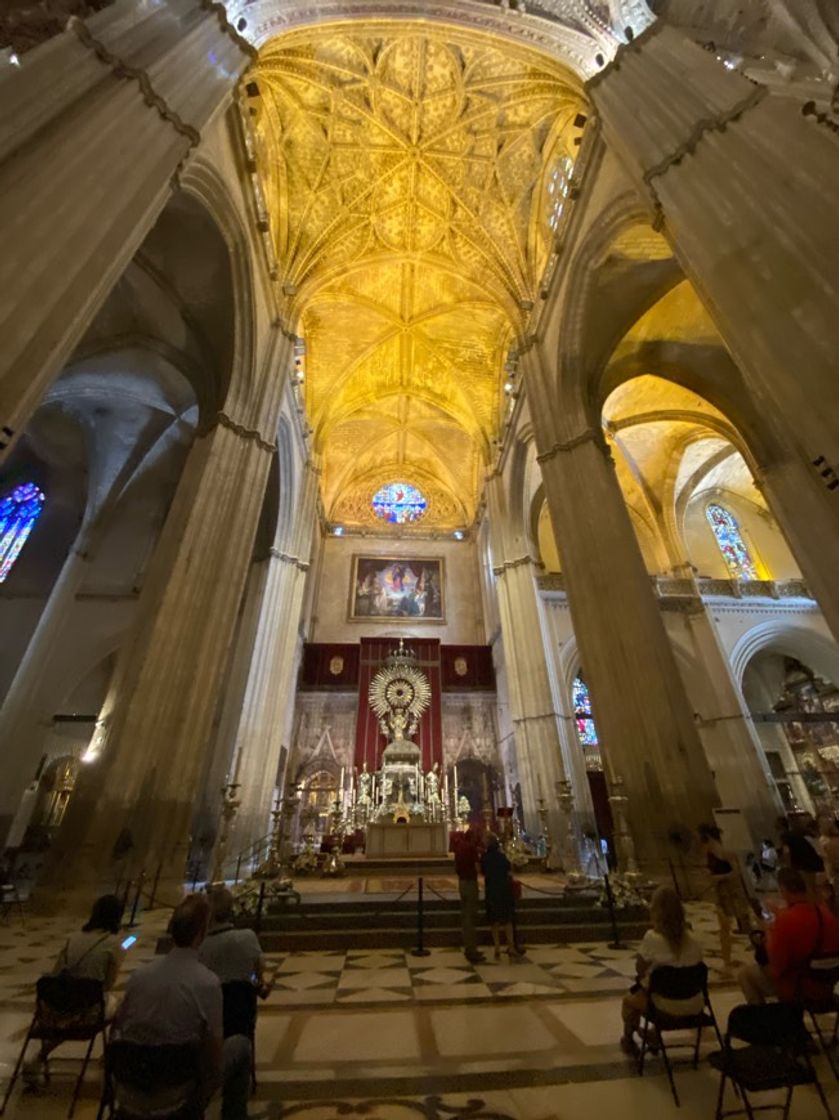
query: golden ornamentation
249 24 582 527
369 640 432 744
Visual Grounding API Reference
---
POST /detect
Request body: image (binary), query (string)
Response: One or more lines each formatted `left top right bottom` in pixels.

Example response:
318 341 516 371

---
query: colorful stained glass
572 676 599 748
371 482 427 525
705 503 758 580
0 482 45 583
546 154 574 231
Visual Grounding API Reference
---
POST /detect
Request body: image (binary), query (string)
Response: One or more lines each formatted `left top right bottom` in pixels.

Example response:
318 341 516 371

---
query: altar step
252 893 647 951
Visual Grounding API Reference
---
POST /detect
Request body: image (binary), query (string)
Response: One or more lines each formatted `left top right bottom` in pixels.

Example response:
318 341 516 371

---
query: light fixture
453 530 464 541
333 525 344 536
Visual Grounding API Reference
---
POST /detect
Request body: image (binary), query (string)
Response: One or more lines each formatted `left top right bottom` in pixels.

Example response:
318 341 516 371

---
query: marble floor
1 900 837 1120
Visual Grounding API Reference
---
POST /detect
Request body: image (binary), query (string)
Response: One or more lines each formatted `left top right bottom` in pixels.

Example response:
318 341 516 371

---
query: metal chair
638 961 722 1106
221 980 257 1091
0 974 107 1117
0 880 25 925
709 1002 833 1120
97 1039 205 1120
801 955 839 1078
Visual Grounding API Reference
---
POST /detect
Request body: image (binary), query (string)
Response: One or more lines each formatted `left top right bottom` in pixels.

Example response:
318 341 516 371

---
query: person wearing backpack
24 894 124 1086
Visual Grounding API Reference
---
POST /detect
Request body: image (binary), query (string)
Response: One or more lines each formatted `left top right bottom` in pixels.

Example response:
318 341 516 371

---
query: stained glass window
546 153 574 231
706 503 758 580
573 676 599 748
0 482 45 583
371 482 427 525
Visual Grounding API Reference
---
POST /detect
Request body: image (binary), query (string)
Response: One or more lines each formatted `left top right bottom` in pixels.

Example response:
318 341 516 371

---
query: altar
366 821 448 858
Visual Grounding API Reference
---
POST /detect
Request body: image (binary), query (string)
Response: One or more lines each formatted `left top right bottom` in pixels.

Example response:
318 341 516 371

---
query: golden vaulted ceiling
248 23 583 529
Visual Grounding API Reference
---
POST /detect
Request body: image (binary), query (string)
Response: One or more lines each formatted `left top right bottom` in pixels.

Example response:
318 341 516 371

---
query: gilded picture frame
349 555 445 622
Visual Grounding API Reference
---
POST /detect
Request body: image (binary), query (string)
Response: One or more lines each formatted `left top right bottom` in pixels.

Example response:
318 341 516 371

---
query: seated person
621 886 704 1057
25 894 125 1085
199 885 270 997
112 893 250 1120
739 866 839 1004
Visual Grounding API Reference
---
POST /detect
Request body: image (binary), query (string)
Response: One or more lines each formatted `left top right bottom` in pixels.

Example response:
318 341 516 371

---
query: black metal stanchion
603 872 626 950
147 863 163 911
411 876 431 957
234 854 243 886
254 880 267 936
127 870 146 929
668 858 682 899
120 875 133 912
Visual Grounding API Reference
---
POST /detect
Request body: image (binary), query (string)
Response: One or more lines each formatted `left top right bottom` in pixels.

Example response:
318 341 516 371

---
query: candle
339 765 345 792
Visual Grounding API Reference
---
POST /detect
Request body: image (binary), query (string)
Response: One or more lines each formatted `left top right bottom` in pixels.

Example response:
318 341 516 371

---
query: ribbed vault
249 23 583 528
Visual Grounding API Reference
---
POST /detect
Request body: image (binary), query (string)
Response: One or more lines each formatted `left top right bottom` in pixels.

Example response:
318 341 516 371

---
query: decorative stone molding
641 84 767 188
216 410 276 453
492 554 539 578
511 710 566 726
223 0 652 79
536 572 566 592
268 547 310 572
536 427 602 463
199 0 256 57
68 16 201 147
651 576 813 602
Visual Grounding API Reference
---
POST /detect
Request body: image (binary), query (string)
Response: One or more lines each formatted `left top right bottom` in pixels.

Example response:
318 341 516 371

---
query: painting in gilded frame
349 555 445 622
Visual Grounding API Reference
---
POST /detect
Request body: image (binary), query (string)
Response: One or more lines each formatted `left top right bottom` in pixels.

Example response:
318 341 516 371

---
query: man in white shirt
113 893 250 1119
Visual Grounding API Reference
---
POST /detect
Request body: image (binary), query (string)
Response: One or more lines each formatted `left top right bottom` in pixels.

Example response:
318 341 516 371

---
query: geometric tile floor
2 900 838 1119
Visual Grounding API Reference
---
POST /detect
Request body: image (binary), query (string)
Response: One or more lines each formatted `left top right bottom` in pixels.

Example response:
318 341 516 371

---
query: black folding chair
801 955 839 1079
97 1039 205 1120
0 880 25 925
638 962 722 1106
0 974 107 1117
221 980 257 1091
709 1002 833 1120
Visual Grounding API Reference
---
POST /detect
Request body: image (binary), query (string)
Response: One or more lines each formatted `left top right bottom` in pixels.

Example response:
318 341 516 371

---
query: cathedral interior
1 0 839 1116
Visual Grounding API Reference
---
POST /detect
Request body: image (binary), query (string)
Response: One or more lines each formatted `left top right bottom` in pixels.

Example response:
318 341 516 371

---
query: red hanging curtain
354 637 442 772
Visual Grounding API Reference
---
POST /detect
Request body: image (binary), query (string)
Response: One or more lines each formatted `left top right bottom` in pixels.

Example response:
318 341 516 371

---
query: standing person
738 867 839 1004
480 834 523 960
759 838 780 892
620 886 704 1057
453 827 485 964
698 823 751 971
113 893 250 1120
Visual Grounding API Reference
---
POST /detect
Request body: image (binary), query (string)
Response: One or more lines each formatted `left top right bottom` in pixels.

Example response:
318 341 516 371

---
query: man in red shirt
739 868 839 1003
453 827 485 964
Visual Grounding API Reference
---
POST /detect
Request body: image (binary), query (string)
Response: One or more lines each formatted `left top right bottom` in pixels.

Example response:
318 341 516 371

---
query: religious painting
350 555 445 622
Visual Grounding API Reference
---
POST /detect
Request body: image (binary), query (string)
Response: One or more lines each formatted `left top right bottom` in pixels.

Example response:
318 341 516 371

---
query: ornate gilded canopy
248 23 583 529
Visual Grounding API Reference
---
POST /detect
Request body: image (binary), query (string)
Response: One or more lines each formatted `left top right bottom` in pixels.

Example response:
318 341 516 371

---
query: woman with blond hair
620 886 704 1057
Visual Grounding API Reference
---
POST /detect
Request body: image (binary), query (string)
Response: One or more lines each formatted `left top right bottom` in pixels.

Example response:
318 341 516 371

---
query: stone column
662 593 780 841
45 412 274 901
0 539 92 843
486 476 567 849
755 452 839 643
529 403 718 864
588 23 839 478
224 461 319 860
0 0 250 457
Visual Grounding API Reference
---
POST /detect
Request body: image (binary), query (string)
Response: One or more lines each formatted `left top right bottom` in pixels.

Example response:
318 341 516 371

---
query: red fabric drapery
354 637 443 772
